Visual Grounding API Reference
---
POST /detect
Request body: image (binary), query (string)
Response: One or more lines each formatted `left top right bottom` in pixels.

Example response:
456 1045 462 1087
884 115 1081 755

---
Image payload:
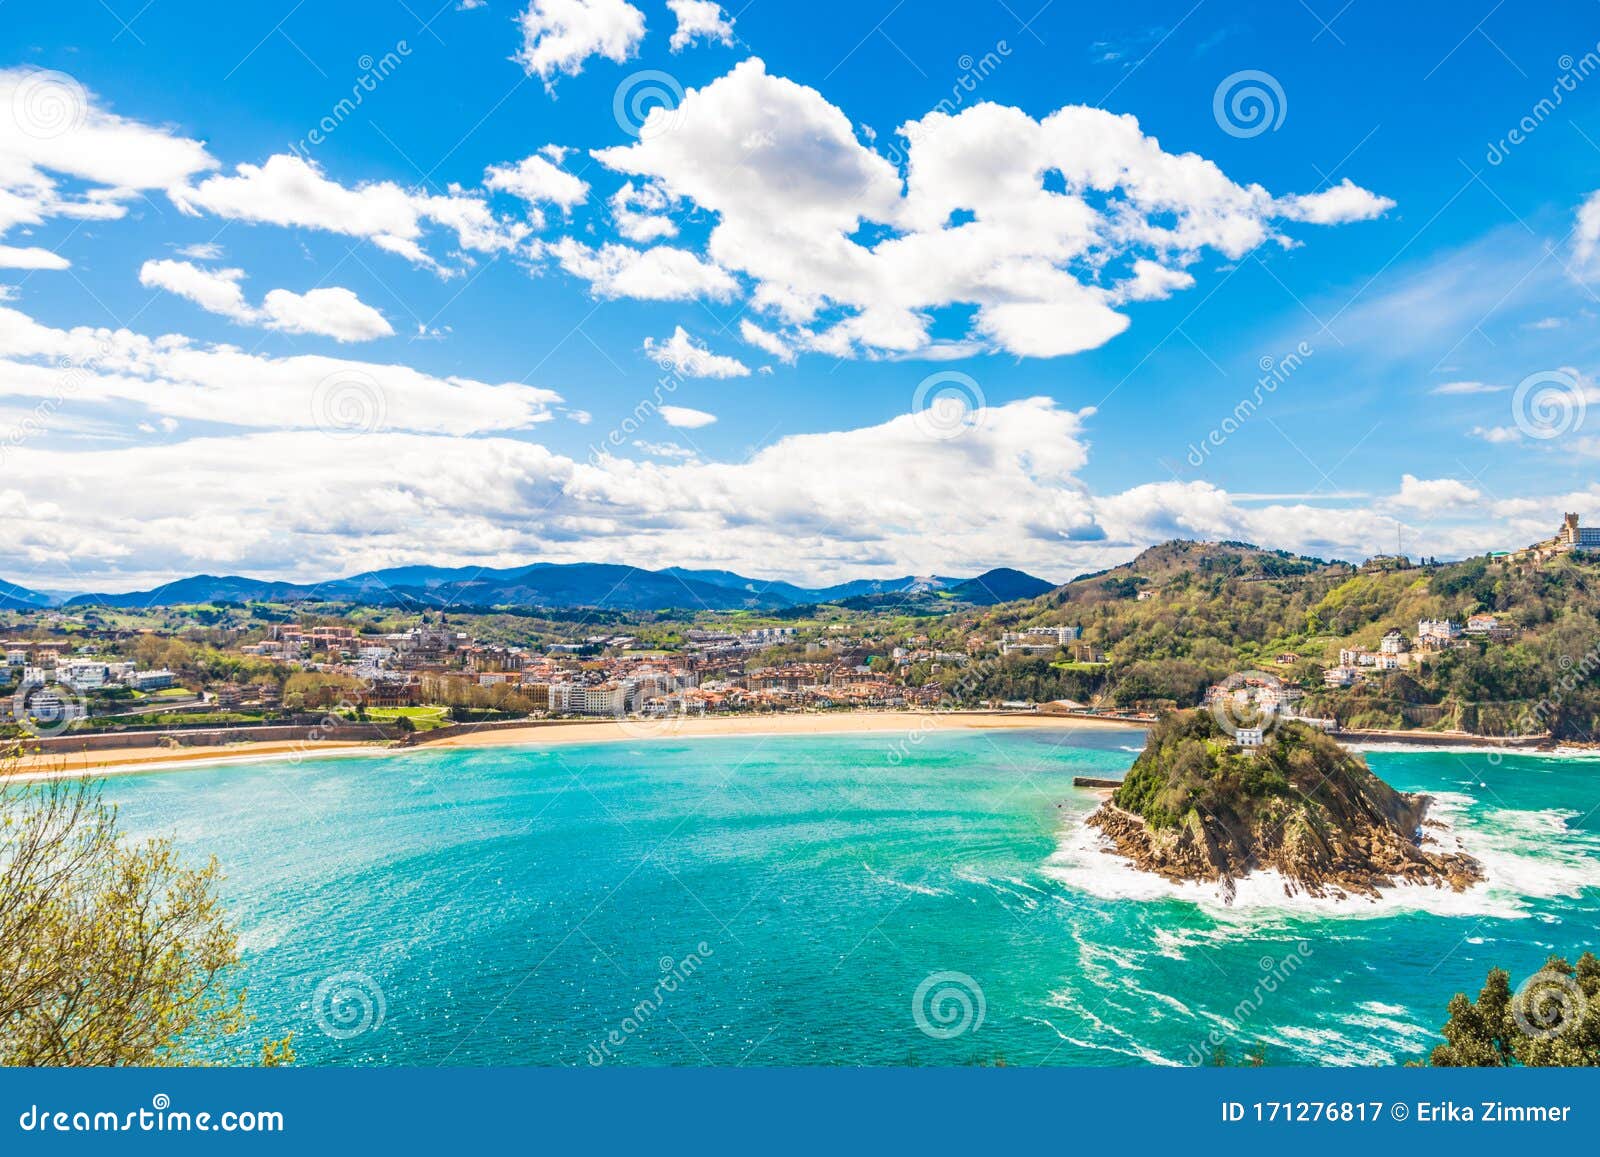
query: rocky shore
1086 711 1484 903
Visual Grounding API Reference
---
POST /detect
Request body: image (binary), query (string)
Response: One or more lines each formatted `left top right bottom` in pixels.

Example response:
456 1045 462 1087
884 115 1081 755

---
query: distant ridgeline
1086 710 1483 903
0 564 1056 614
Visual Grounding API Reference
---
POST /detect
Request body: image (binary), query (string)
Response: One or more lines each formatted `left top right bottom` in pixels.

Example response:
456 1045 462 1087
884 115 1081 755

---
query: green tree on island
1428 953 1600 1067
0 749 290 1066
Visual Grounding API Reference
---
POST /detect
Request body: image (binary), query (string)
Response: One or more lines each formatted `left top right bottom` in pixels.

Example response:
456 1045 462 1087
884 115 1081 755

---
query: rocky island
1087 710 1484 902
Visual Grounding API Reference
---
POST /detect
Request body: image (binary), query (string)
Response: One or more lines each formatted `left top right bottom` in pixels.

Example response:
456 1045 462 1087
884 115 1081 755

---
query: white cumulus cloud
513 0 646 85
659 404 717 428
0 245 70 270
260 287 395 342
581 59 1392 362
1276 178 1396 225
0 67 215 267
139 259 254 320
172 154 526 272
1392 474 1483 513
0 304 553 435
140 259 394 342
538 237 738 300
1576 189 1600 273
485 152 590 220
667 0 734 51
643 326 749 378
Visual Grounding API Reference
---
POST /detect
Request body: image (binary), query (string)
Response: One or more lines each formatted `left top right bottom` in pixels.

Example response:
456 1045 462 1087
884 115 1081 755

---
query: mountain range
0 562 1056 613
0 578 55 612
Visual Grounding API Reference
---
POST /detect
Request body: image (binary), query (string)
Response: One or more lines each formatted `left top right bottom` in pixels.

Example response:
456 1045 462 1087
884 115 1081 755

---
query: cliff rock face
1086 711 1483 902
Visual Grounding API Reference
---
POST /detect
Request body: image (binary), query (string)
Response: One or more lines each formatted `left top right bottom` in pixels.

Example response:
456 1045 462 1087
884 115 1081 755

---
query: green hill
940 541 1600 740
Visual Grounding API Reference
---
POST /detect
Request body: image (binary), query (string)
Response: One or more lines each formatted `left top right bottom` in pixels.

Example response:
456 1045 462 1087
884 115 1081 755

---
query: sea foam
1042 786 1600 921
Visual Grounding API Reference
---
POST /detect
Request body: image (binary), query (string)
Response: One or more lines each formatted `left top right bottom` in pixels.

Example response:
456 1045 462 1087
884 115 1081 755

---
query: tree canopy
1429 953 1600 1067
0 750 290 1066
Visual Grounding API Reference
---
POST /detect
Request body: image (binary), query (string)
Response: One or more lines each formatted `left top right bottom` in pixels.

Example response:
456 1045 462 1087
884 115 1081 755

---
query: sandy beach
421 709 1143 750
6 711 1142 780
8 740 387 780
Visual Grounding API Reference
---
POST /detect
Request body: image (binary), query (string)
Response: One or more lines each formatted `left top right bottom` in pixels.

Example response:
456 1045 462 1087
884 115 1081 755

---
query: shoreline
6 711 1143 780
417 710 1144 751
8 709 1595 783
6 741 391 781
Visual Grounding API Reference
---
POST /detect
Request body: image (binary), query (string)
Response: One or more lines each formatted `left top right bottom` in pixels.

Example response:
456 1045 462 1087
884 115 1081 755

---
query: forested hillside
938 541 1600 740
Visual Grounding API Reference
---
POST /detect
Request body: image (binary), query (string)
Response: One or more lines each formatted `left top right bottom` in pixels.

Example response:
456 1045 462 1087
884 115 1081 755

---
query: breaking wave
1042 787 1600 920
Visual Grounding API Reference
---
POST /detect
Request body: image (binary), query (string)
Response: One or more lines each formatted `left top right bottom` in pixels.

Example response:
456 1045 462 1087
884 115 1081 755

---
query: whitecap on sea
859 863 950 897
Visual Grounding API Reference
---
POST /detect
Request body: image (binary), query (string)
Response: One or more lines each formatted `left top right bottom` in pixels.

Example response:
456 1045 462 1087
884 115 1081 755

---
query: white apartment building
1417 619 1462 647
1022 625 1083 644
126 669 176 691
575 684 626 716
4 686 85 726
1000 641 1061 656
56 661 111 690
537 682 628 716
1257 684 1305 709
641 693 707 717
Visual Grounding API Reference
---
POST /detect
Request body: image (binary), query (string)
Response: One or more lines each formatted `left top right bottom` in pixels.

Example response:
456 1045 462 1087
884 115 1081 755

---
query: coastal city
5 0 1600 1101
4 512 1596 754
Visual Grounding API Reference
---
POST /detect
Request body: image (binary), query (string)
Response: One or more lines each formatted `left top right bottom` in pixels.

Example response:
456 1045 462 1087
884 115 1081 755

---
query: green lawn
354 705 453 731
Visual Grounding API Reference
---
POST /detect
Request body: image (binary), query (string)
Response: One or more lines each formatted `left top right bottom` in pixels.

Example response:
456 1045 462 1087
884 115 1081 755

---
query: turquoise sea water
101 726 1600 1067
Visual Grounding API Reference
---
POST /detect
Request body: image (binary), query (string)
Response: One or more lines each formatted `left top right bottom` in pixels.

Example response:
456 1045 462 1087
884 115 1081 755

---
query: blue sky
3 0 1600 590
